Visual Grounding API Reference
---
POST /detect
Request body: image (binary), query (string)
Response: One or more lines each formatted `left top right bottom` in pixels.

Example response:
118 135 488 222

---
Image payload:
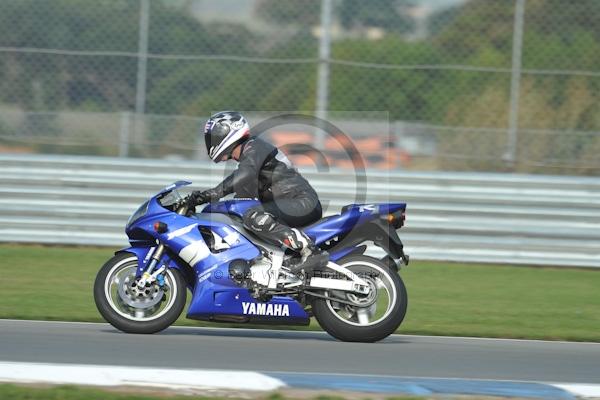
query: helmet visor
205 122 231 160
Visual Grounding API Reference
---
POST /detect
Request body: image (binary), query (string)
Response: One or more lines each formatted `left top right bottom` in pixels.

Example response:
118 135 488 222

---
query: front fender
115 247 154 274
115 247 196 290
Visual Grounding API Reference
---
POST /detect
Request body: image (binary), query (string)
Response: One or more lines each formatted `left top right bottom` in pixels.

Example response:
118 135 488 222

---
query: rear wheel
312 255 407 342
94 253 187 334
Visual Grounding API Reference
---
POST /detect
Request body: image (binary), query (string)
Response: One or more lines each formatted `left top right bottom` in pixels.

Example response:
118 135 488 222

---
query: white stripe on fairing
178 240 210 266
552 384 600 398
0 361 285 392
167 223 198 240
222 227 240 245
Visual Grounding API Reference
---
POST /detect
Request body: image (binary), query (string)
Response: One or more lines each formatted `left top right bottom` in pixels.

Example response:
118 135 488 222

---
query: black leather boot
285 244 330 275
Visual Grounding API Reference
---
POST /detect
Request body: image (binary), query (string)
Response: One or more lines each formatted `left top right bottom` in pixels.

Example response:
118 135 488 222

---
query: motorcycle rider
191 111 329 273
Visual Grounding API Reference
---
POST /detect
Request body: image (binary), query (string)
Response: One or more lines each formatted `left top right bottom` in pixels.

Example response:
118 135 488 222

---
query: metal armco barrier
1 154 599 268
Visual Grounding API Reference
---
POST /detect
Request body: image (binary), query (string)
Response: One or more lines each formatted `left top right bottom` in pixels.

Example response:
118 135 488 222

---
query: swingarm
305 261 371 295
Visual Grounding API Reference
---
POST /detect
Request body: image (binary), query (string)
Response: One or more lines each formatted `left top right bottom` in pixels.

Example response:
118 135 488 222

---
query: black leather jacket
214 137 319 202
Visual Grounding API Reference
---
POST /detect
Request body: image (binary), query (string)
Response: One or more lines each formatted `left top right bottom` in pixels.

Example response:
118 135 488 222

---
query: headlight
127 200 150 227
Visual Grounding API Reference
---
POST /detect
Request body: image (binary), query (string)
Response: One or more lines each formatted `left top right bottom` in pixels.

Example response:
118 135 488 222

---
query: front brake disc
117 274 164 309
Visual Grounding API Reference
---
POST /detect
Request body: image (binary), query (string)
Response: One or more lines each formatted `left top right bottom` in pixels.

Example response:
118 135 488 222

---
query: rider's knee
243 208 277 233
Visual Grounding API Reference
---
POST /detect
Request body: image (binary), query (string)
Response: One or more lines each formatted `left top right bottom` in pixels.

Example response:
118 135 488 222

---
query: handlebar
174 194 192 215
174 194 207 216
176 203 189 215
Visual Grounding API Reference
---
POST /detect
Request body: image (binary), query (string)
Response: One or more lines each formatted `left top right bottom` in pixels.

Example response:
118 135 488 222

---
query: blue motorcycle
94 181 409 342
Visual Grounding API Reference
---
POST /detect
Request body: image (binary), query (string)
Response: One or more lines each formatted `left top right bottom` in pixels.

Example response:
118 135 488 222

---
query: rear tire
94 253 187 334
312 255 407 342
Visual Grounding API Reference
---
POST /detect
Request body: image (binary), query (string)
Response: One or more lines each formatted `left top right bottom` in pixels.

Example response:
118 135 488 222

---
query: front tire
94 253 187 334
312 255 407 342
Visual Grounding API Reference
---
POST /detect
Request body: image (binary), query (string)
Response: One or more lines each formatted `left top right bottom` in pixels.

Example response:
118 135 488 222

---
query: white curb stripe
552 384 600 398
0 361 286 392
2 361 600 398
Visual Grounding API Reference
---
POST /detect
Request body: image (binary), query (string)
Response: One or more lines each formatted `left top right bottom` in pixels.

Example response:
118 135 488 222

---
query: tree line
0 0 598 172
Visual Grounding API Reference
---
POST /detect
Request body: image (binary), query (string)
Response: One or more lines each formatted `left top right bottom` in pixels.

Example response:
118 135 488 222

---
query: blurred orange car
268 131 410 170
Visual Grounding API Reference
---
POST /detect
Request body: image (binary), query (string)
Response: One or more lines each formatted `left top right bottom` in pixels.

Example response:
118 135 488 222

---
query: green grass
0 384 428 400
0 384 223 400
0 383 496 400
1 244 599 342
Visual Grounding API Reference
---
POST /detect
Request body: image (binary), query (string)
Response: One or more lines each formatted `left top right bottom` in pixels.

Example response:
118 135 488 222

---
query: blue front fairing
125 197 171 243
122 188 308 322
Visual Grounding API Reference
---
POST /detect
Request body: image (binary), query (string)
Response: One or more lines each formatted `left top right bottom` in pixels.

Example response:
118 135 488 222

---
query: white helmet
204 111 250 162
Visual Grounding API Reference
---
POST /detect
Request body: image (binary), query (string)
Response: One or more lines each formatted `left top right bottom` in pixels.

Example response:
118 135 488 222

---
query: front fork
136 245 167 289
136 204 188 290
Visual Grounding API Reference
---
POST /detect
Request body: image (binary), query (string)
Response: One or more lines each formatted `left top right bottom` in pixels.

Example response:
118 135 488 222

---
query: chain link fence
0 0 599 174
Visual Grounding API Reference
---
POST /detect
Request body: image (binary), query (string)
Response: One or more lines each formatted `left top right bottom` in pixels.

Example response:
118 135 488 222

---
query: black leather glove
190 188 222 206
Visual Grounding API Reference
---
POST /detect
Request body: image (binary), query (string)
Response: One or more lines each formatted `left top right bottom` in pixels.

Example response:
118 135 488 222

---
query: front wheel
312 255 407 342
94 253 187 334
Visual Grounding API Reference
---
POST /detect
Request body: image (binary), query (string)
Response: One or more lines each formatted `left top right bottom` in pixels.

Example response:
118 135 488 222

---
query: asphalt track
1 319 599 385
